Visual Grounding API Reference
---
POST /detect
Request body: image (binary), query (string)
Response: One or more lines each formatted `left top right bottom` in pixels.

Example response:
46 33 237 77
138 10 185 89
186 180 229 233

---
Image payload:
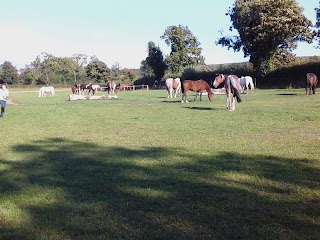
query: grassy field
0 87 319 239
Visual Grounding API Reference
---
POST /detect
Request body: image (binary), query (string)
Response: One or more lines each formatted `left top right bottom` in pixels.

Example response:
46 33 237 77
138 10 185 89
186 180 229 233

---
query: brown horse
213 74 242 111
306 73 318 95
71 84 81 94
181 80 213 103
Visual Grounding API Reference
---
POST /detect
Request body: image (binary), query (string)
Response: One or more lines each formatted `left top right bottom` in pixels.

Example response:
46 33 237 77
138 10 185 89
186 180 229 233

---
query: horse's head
213 74 224 88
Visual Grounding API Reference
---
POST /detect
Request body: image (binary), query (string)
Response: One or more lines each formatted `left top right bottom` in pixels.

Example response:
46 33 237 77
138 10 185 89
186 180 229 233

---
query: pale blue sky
0 0 318 69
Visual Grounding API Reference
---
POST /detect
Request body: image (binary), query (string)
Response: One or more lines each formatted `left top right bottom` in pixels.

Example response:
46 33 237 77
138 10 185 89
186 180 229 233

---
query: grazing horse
213 74 242 111
80 83 95 95
165 77 181 98
181 80 213 103
71 84 81 95
240 76 255 93
306 73 318 95
92 84 101 92
107 81 117 94
39 86 55 97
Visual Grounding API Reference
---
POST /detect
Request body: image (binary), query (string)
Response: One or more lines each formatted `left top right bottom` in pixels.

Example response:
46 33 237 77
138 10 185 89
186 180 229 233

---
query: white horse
107 81 117 94
165 78 181 98
240 76 255 93
92 84 101 91
39 86 55 97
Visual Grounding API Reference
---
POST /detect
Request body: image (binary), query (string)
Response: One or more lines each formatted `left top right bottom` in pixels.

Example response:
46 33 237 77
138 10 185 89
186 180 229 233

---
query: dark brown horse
181 80 213 103
80 83 95 95
213 73 242 111
306 73 318 95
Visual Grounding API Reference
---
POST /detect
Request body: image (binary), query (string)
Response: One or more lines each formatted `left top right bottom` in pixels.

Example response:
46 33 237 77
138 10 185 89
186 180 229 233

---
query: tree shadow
0 138 319 239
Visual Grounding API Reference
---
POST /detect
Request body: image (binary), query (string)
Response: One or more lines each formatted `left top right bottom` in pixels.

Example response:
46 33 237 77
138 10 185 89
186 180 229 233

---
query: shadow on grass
182 106 215 111
161 100 182 103
276 93 299 96
0 138 319 239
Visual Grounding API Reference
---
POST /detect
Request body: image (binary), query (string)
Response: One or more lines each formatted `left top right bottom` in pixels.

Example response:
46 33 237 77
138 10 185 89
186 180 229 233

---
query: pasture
1 87 319 239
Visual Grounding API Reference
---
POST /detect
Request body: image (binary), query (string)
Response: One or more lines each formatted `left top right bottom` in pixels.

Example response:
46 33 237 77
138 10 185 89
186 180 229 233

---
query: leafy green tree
20 65 41 85
85 60 110 83
110 62 121 81
0 61 19 84
161 25 204 74
315 2 320 47
69 54 88 83
142 41 167 81
140 59 154 77
217 0 313 76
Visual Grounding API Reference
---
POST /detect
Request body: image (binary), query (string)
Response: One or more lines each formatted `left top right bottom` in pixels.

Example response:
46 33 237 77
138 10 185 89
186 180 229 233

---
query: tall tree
0 61 19 84
69 54 88 83
161 25 204 74
141 41 167 81
217 0 313 76
85 60 110 83
315 2 320 46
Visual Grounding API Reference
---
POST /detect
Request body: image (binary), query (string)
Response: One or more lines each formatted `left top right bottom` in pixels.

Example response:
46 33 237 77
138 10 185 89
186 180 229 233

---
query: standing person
0 84 9 117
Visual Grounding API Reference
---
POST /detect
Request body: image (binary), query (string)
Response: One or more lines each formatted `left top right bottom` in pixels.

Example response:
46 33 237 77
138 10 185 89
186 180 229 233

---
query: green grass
0 88 319 239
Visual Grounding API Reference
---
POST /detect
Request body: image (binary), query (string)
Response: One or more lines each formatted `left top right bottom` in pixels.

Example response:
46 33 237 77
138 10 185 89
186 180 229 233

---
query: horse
306 73 318 95
39 86 55 97
213 74 242 111
80 83 95 95
181 80 213 103
107 81 117 94
165 77 181 98
92 84 101 92
240 76 255 93
71 84 81 95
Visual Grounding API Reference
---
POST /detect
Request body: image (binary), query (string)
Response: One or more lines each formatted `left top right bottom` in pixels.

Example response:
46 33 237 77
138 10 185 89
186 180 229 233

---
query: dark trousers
0 100 6 114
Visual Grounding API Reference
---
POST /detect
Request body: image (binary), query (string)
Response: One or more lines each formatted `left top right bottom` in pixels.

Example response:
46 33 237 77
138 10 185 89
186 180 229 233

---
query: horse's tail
233 87 242 102
181 81 185 93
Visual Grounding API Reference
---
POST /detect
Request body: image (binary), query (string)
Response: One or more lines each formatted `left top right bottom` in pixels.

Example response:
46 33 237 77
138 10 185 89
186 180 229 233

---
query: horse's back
183 79 208 91
226 75 240 90
165 78 173 88
240 76 246 86
172 78 181 89
307 73 318 83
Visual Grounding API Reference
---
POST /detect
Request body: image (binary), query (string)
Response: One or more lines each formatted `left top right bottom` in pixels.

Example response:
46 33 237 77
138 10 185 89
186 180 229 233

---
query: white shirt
0 88 9 101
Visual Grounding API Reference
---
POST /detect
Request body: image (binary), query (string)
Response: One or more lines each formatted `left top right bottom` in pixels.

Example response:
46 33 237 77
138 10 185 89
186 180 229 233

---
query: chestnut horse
165 78 181 98
71 84 81 95
306 73 318 95
213 74 242 111
181 80 213 103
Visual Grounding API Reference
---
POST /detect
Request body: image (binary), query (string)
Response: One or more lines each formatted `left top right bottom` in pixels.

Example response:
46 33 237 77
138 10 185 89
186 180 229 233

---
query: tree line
0 53 138 86
141 0 320 84
1 0 320 86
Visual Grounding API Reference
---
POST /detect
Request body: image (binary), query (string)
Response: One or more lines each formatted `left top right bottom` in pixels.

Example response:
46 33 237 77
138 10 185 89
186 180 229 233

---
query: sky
0 0 318 70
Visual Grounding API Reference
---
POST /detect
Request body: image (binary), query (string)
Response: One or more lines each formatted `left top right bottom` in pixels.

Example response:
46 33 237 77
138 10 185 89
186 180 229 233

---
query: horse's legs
312 84 316 94
181 92 189 103
306 83 311 95
194 92 198 101
231 97 236 111
226 93 231 109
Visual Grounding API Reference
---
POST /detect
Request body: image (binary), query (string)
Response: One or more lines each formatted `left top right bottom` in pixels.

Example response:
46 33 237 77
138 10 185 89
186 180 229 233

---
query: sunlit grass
0 87 319 239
